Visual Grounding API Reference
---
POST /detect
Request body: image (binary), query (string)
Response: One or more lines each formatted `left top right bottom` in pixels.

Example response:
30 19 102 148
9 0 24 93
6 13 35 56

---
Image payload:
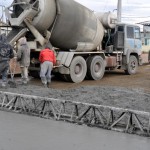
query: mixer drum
32 0 57 33
49 0 104 51
11 0 104 51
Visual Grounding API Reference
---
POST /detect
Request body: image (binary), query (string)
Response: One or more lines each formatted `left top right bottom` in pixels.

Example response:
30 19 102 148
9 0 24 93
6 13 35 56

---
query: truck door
134 27 142 55
125 26 135 55
125 26 142 55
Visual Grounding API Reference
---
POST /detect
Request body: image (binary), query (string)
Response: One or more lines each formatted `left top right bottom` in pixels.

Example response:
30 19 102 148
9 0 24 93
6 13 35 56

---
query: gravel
1 83 150 112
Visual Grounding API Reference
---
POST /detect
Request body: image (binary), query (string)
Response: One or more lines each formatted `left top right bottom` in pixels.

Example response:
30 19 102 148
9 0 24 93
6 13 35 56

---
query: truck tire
68 56 87 83
125 55 138 75
86 56 105 80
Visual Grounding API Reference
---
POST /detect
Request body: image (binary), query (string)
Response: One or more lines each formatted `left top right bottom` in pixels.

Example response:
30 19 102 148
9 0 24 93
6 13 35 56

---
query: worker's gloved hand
56 60 60 66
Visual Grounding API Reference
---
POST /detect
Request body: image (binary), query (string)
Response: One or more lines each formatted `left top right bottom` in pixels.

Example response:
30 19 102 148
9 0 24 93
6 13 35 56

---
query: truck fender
55 52 75 75
126 49 141 64
121 49 130 69
56 52 74 67
100 53 107 67
125 49 131 64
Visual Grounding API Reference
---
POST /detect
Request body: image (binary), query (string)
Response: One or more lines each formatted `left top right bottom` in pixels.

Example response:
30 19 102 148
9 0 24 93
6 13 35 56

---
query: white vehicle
5 0 142 82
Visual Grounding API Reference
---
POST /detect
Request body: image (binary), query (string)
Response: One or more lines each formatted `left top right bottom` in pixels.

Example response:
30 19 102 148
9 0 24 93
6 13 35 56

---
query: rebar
0 91 150 136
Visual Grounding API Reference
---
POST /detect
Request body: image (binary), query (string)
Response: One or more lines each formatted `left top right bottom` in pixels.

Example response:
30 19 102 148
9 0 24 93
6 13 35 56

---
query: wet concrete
0 111 150 150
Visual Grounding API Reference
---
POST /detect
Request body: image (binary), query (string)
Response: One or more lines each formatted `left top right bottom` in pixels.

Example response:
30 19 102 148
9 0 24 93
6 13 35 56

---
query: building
138 21 150 53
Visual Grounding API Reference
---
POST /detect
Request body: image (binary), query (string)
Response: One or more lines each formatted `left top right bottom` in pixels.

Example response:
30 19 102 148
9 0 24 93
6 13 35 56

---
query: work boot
22 78 28 85
1 82 7 88
43 83 48 88
47 82 51 88
22 81 28 85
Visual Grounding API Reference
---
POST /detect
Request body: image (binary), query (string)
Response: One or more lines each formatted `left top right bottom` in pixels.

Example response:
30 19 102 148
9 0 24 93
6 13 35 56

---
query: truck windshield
134 28 140 39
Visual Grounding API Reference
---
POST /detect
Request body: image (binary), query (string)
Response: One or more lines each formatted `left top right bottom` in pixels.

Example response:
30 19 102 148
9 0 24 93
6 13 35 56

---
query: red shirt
39 48 56 64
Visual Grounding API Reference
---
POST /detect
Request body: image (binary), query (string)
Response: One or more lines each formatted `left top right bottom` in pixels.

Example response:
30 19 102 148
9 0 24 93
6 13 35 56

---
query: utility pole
117 0 122 22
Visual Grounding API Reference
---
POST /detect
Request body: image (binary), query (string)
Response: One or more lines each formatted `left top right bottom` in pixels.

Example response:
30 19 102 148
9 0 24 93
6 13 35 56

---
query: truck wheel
86 56 105 80
125 55 138 75
68 56 87 83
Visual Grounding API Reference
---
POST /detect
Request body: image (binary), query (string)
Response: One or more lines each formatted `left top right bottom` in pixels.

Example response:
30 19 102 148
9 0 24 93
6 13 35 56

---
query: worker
17 37 30 85
0 33 14 88
39 46 56 88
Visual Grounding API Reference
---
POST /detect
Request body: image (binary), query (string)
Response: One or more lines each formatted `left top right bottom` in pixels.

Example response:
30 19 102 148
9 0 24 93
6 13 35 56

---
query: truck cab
105 23 142 74
114 23 142 55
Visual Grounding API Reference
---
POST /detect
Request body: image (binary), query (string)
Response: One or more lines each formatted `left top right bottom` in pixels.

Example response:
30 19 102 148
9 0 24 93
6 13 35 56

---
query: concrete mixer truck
4 0 142 83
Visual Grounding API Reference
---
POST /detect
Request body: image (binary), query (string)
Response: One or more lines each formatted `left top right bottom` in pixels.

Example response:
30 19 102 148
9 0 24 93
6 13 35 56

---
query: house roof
137 21 150 26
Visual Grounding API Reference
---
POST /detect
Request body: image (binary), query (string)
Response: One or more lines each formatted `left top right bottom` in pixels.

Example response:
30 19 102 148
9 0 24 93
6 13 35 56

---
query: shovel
8 58 17 88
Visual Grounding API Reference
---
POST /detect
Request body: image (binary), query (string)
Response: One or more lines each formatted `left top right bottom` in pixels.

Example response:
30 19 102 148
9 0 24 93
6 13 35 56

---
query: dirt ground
0 64 150 112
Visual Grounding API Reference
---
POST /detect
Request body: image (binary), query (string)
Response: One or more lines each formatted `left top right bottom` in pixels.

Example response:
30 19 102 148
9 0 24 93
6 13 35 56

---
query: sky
75 0 150 24
0 0 150 25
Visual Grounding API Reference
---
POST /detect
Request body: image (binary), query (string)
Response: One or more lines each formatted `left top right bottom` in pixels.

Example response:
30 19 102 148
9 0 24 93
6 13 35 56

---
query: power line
122 16 150 18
